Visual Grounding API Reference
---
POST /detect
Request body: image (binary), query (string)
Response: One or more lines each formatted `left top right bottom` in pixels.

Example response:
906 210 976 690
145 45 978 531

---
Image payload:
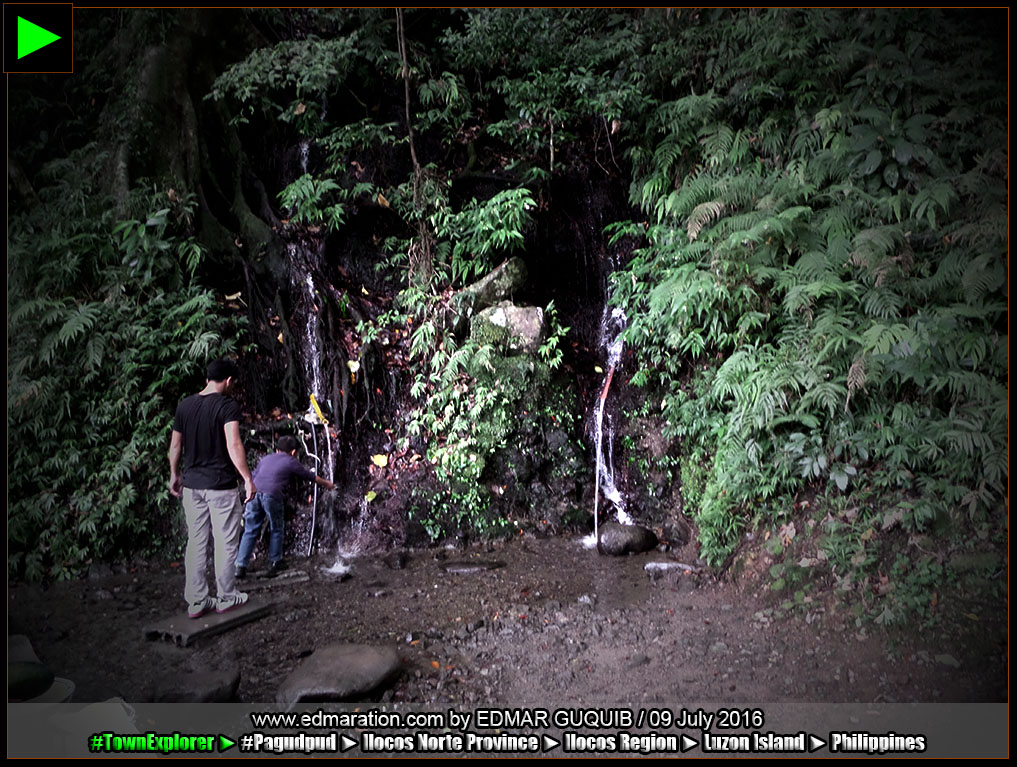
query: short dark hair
277 435 299 453
206 359 239 382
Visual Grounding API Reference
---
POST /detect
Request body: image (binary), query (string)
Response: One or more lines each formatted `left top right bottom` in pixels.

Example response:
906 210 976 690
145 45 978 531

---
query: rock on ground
275 644 402 710
149 668 240 703
598 522 658 555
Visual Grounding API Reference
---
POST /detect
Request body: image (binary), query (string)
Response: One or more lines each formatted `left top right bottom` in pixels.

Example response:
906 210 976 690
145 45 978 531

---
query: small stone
383 550 409 570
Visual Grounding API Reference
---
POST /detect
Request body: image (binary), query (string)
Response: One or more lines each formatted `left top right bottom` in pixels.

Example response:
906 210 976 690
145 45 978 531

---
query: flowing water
294 264 336 481
285 228 341 557
582 299 632 550
322 496 371 575
593 306 629 515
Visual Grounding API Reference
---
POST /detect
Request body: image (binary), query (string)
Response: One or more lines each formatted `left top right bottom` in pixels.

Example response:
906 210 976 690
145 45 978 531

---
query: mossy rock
454 257 529 331
470 315 511 347
470 301 545 354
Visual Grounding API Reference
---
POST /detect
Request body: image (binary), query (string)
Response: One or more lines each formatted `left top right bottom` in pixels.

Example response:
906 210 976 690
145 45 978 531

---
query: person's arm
314 475 336 491
289 454 333 491
224 421 256 502
168 430 184 497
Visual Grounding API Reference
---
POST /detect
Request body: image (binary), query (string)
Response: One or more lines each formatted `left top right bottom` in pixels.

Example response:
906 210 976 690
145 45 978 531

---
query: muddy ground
8 533 1006 710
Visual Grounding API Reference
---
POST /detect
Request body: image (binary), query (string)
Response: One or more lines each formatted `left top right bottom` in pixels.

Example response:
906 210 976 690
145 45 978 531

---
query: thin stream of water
583 303 630 550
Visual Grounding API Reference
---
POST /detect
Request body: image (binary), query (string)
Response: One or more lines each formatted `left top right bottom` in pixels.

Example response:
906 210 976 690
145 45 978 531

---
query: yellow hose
309 393 329 426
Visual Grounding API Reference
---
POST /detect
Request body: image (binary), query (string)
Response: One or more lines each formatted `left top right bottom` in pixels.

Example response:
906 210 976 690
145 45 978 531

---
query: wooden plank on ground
243 569 310 592
143 601 274 647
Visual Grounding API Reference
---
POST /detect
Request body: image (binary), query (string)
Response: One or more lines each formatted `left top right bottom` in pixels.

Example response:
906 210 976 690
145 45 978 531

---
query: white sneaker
216 592 249 614
187 596 216 619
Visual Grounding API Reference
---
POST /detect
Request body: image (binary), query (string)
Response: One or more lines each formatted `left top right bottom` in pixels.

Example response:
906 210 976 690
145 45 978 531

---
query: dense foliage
606 10 1007 620
9 9 1006 624
8 13 242 579
8 169 238 579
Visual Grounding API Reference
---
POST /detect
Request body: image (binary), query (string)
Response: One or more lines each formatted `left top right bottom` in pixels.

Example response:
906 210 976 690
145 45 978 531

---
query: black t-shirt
172 393 244 490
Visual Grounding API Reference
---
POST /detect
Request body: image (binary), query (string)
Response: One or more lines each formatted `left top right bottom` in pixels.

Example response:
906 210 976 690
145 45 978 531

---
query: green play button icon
17 16 60 59
4 4 73 73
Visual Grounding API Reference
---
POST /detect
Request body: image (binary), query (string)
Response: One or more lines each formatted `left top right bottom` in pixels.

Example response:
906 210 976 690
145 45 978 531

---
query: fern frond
800 380 847 417
687 200 725 241
10 298 64 326
849 226 899 267
847 356 866 391
701 123 734 167
57 303 102 348
861 287 903 319
960 253 1006 303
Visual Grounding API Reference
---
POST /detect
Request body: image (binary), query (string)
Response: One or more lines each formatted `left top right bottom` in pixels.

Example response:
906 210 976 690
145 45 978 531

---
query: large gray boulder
455 256 528 326
598 522 658 556
471 301 546 353
275 644 402 710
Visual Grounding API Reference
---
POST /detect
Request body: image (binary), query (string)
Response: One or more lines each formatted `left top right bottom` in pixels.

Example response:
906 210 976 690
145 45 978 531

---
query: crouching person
235 435 335 578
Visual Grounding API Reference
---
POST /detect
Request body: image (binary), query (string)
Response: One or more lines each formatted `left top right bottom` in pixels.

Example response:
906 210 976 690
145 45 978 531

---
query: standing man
169 359 256 618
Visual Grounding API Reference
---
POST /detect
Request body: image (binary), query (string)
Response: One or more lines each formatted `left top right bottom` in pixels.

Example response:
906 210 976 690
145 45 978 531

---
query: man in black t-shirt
169 359 257 618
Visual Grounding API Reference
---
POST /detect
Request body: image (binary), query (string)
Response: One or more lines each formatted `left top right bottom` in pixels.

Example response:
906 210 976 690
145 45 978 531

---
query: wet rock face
275 644 402 710
597 522 658 556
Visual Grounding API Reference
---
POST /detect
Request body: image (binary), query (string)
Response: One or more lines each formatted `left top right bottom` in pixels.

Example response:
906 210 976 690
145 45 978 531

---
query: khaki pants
182 487 242 604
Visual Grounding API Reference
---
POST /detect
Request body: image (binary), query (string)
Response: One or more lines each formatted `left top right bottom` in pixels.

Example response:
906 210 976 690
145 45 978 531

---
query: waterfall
595 306 628 511
589 304 632 534
285 236 343 557
582 299 631 551
290 246 337 485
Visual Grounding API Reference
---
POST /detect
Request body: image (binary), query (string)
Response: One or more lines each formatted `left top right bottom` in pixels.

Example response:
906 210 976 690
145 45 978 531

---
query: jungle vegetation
8 9 1006 625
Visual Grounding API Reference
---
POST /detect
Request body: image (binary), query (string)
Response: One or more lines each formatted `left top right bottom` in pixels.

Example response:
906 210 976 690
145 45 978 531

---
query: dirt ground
7 533 1006 710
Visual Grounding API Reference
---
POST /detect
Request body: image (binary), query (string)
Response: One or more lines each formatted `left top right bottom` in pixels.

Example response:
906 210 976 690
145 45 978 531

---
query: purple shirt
252 452 317 499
